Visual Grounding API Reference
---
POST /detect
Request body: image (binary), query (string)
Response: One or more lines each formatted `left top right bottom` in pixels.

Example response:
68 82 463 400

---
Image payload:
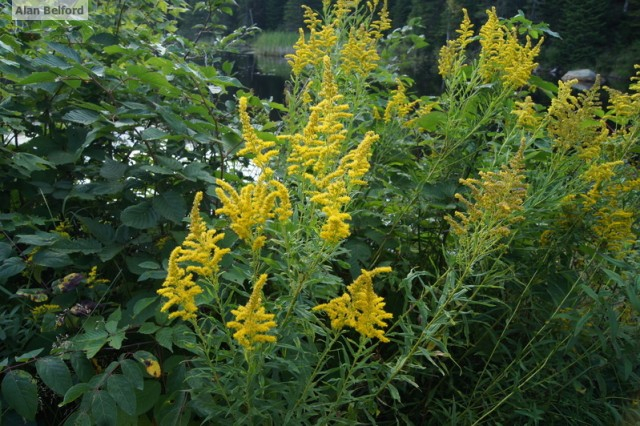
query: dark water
227 52 631 107
225 53 288 103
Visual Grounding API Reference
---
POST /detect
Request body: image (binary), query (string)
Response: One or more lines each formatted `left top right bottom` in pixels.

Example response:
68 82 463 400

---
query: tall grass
251 31 298 56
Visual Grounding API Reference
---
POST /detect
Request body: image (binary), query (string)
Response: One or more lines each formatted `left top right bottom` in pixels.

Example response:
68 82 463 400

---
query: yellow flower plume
227 274 277 350
478 7 542 88
215 176 292 250
236 96 278 171
314 267 393 342
157 192 230 321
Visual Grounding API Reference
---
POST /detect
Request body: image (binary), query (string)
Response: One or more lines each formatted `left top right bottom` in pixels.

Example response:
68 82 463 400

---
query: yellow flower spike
314 267 393 342
478 7 542 88
176 192 231 278
157 248 202 321
236 97 278 171
215 177 291 248
593 209 636 255
512 96 541 129
445 142 528 238
438 9 473 78
157 192 230 321
227 274 277 351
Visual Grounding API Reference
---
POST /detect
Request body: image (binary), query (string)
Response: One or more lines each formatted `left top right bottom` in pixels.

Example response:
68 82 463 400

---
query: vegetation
222 0 640 81
1 0 639 425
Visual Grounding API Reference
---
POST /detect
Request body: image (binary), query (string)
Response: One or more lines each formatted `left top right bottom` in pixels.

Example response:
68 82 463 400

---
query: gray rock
560 69 604 90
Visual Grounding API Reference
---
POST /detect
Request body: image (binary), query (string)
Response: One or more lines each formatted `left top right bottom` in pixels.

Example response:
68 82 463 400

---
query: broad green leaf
11 152 54 176
120 202 159 229
108 331 126 349
73 328 108 358
152 191 186 223
100 158 128 180
155 327 173 352
1 369 38 420
32 249 74 268
90 390 117 426
135 380 161 415
15 347 44 362
107 375 136 416
77 217 115 243
63 109 101 125
416 111 446 132
48 42 81 62
133 297 158 317
59 383 90 407
119 359 144 390
70 352 95 382
141 127 169 140
19 71 57 84
172 324 196 352
36 356 73 396
138 322 161 334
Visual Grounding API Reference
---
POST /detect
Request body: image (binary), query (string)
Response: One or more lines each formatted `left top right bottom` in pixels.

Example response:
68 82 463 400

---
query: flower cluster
547 79 608 159
281 57 378 242
313 267 393 342
236 96 278 171
227 274 277 350
446 142 528 239
512 96 541 130
478 7 542 89
438 8 474 78
286 0 390 78
157 192 231 321
215 177 292 251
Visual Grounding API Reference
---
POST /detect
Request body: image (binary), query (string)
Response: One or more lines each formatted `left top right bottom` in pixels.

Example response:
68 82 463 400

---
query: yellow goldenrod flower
236 96 278 171
445 142 528 237
157 248 202 321
215 176 292 248
547 79 608 158
438 8 473 78
580 161 624 207
340 25 380 76
86 266 109 287
384 79 420 122
157 192 230 321
286 6 338 76
478 7 542 88
512 96 541 129
227 274 277 350
314 267 393 342
593 209 636 255
177 192 231 277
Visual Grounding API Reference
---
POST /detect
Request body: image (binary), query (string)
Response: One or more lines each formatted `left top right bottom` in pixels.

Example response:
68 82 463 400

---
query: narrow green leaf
36 357 73 397
1 370 38 420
